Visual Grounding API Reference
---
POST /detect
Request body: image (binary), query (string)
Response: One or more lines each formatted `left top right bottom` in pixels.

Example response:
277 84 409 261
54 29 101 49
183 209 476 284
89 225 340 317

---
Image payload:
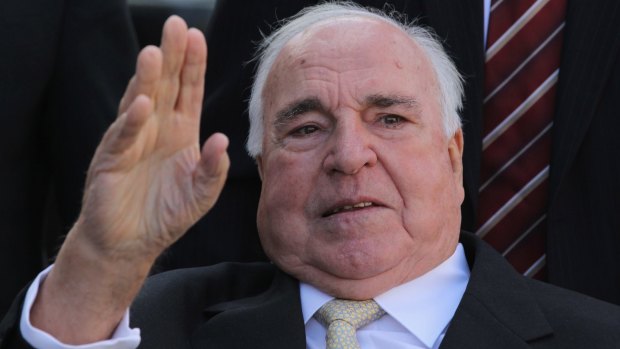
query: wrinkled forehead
262 17 439 125
270 18 431 81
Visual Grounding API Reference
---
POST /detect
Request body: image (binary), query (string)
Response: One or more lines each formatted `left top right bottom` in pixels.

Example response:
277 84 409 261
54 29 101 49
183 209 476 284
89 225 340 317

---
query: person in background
0 0 138 315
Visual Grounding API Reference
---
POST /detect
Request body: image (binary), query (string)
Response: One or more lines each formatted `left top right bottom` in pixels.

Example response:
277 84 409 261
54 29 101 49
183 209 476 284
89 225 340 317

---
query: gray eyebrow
365 94 419 109
274 97 326 128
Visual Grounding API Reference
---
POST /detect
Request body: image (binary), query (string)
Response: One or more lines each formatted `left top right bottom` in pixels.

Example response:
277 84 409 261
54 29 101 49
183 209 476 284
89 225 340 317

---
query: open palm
78 16 229 260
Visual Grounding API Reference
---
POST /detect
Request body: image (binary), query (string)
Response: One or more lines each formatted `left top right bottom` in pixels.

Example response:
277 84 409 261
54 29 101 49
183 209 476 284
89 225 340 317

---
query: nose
322 118 378 175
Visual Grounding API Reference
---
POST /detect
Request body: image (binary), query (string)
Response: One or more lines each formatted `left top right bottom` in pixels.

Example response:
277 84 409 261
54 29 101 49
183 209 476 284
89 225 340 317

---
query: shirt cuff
19 265 141 349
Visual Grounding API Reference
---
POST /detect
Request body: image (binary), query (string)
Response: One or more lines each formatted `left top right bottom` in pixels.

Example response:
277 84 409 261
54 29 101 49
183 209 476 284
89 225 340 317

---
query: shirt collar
300 243 470 348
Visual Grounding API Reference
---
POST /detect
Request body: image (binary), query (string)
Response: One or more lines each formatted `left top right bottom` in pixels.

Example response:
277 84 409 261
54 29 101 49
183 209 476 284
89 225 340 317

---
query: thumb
192 133 230 214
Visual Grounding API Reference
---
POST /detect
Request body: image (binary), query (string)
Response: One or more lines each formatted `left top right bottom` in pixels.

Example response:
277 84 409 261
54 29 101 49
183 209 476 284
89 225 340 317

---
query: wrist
29 223 156 344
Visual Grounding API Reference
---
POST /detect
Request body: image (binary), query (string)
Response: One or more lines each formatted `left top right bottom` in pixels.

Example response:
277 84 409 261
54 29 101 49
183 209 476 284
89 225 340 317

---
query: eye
291 124 320 137
378 114 404 128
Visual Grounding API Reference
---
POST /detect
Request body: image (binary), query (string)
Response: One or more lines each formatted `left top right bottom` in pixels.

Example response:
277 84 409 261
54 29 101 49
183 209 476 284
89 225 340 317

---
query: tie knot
315 299 386 330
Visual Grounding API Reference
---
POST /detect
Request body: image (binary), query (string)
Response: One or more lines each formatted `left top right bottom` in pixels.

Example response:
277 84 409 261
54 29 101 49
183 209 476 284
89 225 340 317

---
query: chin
327 260 390 280
326 242 405 279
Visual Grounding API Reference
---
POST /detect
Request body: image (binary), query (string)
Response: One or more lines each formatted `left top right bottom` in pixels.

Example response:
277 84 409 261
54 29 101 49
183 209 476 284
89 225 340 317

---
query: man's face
256 18 464 299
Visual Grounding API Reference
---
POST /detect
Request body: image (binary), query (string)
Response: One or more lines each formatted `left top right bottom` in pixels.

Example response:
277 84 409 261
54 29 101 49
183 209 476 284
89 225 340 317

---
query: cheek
389 145 457 236
256 151 319 259
260 152 314 211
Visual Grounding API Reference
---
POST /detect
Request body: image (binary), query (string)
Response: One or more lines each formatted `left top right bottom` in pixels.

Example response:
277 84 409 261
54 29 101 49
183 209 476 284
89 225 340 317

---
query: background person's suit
158 0 620 305
0 0 138 315
2 233 619 348
425 0 620 304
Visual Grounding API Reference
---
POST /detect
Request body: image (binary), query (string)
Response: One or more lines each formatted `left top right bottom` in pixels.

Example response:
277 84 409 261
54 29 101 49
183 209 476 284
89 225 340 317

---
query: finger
118 46 162 115
175 28 207 119
86 95 152 189
108 95 153 156
192 133 230 213
155 16 188 114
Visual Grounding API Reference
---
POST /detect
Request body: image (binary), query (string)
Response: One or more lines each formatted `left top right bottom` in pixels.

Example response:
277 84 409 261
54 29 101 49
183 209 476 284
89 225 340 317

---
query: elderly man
1 3 618 349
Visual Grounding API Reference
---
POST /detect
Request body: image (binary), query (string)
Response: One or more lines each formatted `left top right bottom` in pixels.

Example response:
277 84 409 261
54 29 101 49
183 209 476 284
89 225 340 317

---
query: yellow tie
314 299 386 349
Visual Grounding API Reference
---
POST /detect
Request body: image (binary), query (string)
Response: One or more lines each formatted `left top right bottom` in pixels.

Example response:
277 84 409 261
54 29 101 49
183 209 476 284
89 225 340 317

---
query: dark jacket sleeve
0 289 34 349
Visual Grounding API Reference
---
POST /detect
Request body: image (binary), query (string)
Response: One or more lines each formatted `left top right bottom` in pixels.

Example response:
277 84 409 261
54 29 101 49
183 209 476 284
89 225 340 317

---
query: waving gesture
80 15 229 261
30 17 229 344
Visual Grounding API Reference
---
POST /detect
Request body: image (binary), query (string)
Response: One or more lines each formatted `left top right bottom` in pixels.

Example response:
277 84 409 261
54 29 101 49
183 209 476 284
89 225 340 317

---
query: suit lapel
191 269 306 349
440 233 553 348
549 0 620 205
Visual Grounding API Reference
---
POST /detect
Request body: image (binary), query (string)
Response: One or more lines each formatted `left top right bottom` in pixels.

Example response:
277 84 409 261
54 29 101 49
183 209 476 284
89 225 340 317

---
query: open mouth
322 202 375 217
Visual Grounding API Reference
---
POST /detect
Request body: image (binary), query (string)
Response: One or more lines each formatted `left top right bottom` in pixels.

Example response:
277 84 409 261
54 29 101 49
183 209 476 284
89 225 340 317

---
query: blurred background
129 0 217 47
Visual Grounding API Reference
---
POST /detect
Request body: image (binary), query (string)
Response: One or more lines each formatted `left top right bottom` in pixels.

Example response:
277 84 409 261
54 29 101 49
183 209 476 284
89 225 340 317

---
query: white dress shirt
302 244 470 349
484 0 491 46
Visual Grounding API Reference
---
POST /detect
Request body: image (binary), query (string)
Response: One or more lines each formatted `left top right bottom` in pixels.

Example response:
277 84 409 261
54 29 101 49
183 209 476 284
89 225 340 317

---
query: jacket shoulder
130 262 279 346
527 278 620 346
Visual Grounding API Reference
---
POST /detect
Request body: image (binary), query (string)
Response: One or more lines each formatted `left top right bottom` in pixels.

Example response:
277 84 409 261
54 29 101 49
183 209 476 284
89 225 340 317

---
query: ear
448 128 464 184
256 155 264 181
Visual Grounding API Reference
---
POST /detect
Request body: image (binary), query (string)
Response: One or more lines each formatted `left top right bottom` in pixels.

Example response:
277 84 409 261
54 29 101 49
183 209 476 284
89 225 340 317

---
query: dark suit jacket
158 0 620 305
0 0 138 315
2 232 619 348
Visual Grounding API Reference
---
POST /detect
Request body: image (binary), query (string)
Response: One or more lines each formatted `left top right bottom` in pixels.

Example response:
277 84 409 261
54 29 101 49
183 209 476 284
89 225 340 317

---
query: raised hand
30 16 229 344
78 15 229 262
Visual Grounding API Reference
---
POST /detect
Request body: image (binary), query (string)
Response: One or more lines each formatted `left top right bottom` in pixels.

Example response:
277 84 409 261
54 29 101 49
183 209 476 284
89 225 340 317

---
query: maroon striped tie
476 0 566 280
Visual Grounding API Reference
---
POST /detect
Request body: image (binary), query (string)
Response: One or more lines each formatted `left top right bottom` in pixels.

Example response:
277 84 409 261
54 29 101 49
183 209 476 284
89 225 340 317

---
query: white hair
246 2 464 158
